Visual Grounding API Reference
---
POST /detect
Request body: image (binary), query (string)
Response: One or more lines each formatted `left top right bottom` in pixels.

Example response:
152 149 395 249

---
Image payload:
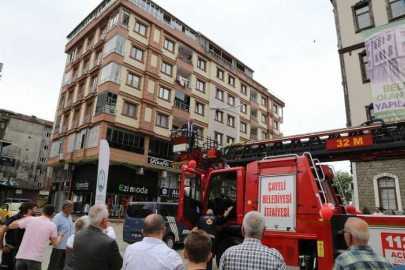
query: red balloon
188 160 196 168
355 210 363 215
182 165 188 170
346 205 356 214
320 206 333 220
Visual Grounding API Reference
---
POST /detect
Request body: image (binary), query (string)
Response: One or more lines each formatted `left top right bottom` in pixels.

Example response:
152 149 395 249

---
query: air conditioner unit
58 153 64 161
160 171 167 178
136 168 144 175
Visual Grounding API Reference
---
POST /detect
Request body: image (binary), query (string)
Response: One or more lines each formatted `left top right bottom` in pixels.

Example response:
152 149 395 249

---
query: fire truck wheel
164 235 175 249
215 237 243 266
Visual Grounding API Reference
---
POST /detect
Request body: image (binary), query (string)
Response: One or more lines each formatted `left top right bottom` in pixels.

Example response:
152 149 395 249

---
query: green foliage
334 170 353 203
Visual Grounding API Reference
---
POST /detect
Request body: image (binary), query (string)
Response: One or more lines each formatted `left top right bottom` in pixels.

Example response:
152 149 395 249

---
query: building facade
331 0 405 213
0 109 53 203
47 0 284 214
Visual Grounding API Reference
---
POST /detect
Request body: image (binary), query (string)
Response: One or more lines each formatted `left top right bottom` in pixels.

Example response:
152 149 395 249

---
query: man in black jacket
181 117 197 148
72 204 122 270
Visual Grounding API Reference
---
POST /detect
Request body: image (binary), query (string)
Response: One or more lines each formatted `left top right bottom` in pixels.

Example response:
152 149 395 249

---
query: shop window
149 138 173 160
208 171 237 220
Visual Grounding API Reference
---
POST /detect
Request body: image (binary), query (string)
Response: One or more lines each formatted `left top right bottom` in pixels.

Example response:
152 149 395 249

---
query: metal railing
208 49 234 69
95 106 116 115
82 114 91 124
79 68 88 77
250 134 257 140
104 48 124 57
250 96 257 103
71 120 78 129
86 44 93 52
98 76 120 85
174 99 190 112
54 127 60 133
176 75 190 88
76 93 83 102
120 22 129 29
250 115 257 121
177 54 193 66
87 86 96 95
92 58 101 69
66 99 73 107
96 33 106 44
61 125 67 133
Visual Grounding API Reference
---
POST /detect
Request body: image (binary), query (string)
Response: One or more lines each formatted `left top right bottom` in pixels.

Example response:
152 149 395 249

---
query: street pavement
41 222 220 270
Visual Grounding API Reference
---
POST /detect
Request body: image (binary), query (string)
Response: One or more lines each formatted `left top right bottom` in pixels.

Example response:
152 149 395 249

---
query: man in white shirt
123 214 184 270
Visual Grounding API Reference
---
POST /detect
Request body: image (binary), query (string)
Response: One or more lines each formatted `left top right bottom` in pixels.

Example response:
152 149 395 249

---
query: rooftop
0 109 53 127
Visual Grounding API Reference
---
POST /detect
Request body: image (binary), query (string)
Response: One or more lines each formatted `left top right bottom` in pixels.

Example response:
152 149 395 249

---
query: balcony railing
104 48 124 57
76 93 83 102
177 54 193 66
95 106 116 115
250 134 257 140
250 115 257 121
250 96 257 103
176 75 190 88
96 33 106 44
74 52 82 62
71 120 78 129
99 76 120 85
120 22 129 29
66 99 73 107
87 86 97 96
92 58 101 69
61 125 68 133
86 44 93 52
208 49 234 69
79 68 88 78
82 114 91 124
54 127 60 133
174 99 190 112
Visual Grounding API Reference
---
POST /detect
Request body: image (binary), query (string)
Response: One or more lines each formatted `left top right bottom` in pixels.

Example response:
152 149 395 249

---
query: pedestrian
0 202 37 270
64 216 117 270
123 214 184 270
219 211 287 270
183 230 212 270
47 200 74 270
72 204 122 270
9 204 64 270
193 207 233 270
333 217 392 269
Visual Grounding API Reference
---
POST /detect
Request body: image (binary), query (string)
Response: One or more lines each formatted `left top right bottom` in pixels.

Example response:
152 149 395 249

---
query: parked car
0 202 21 223
123 202 188 249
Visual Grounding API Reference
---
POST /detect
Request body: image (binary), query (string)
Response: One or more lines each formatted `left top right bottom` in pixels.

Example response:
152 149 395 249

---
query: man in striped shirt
219 211 287 270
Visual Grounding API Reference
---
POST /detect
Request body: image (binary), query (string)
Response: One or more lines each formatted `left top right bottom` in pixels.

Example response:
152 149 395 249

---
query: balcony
73 52 82 63
87 86 97 96
177 54 193 66
61 125 68 133
250 115 257 121
250 134 257 140
79 68 88 78
104 47 124 57
99 76 120 85
82 114 91 125
174 99 190 112
66 99 73 108
92 58 102 70
54 127 60 133
250 96 257 103
76 93 83 103
120 22 129 30
95 33 106 46
176 75 190 89
95 106 116 115
85 44 93 53
71 120 78 129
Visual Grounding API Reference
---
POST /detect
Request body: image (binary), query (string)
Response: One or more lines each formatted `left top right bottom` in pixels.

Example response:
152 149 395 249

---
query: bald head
143 214 165 238
206 209 214 215
189 117 194 123
344 217 370 246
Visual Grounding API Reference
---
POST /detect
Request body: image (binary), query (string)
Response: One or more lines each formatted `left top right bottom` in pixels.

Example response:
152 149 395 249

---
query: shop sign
118 184 149 195
148 156 173 168
76 182 89 191
15 189 22 194
160 188 180 198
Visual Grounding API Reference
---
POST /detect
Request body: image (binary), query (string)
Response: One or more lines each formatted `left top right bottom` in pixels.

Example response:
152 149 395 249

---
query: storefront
71 180 94 215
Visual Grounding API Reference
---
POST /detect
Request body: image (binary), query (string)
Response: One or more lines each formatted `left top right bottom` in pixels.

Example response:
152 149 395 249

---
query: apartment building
47 0 284 214
0 109 53 202
331 0 405 213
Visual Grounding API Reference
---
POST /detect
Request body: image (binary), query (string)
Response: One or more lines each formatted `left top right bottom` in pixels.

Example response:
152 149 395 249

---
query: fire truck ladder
223 120 405 166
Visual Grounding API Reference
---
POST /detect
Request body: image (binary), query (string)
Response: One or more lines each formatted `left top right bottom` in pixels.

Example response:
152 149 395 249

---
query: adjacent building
47 0 284 214
0 109 53 203
331 0 405 213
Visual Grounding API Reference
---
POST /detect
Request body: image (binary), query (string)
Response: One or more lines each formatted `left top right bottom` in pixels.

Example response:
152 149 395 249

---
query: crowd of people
0 200 396 270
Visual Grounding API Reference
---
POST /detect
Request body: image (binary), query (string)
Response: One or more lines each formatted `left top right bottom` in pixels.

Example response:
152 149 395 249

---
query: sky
0 0 350 172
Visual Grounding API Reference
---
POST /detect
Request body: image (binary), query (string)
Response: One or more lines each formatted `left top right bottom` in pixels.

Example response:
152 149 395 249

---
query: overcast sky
0 0 350 171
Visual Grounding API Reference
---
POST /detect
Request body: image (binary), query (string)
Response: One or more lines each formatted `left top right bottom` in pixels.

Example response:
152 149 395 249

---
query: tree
334 170 353 203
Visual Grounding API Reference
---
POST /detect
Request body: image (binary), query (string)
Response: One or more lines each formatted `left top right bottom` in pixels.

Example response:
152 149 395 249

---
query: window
261 96 267 106
100 62 122 85
39 157 47 163
196 80 205 92
123 102 137 118
241 84 247 94
159 86 170 100
127 73 140 88
149 138 173 159
44 145 49 150
95 92 117 115
273 104 278 114
156 113 169 128
353 2 373 31
161 62 172 76
121 10 130 27
36 169 44 175
262 132 267 140
227 136 235 144
217 68 224 80
195 102 204 115
388 0 405 20
131 46 144 61
58 94 66 109
104 34 126 56
273 121 278 130
227 115 235 127
228 75 235 86
261 114 266 123
106 127 145 154
135 21 147 36
228 95 235 106
215 132 223 145
378 177 397 210
241 103 247 113
359 51 370 83
108 13 119 29
241 122 247 133
164 39 174 52
215 110 223 122
216 89 224 101
197 58 206 70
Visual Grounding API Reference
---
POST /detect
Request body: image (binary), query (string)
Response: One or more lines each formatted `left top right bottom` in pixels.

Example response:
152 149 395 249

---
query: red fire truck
171 121 405 269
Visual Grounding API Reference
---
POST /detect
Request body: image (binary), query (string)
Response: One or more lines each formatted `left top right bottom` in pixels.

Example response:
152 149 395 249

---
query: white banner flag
95 139 110 205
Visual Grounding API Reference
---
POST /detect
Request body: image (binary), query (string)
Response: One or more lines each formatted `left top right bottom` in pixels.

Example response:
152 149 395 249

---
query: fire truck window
209 171 237 218
183 175 203 225
184 176 201 201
